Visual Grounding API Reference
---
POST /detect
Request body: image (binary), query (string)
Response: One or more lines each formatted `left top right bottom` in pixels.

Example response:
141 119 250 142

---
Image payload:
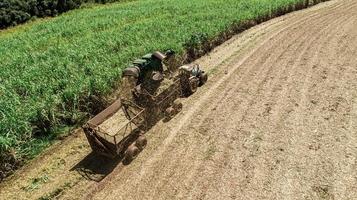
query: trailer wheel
173 99 183 112
135 135 147 150
165 107 176 119
188 77 199 94
198 71 208 86
124 145 140 164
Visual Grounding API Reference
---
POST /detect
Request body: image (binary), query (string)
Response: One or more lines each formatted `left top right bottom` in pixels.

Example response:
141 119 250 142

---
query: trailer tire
135 135 147 150
124 145 140 164
165 107 176 119
173 99 183 112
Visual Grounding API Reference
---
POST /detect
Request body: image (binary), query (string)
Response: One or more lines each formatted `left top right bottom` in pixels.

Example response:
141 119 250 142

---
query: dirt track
1 0 357 199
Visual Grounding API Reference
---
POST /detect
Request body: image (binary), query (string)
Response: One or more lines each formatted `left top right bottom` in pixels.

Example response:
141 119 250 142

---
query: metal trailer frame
83 77 183 158
83 100 146 158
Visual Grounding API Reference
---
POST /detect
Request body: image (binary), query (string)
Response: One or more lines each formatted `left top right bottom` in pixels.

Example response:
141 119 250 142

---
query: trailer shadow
71 152 123 182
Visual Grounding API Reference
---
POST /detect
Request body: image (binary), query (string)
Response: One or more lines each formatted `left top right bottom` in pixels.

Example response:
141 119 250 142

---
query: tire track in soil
165 9 350 200
260 11 356 200
289 14 357 199
184 5 355 200
268 6 356 200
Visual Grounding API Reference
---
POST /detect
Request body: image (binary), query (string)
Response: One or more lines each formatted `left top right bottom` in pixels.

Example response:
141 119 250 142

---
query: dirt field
1 0 357 199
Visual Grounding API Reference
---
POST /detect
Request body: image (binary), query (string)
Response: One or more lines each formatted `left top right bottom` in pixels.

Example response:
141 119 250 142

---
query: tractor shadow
71 152 123 182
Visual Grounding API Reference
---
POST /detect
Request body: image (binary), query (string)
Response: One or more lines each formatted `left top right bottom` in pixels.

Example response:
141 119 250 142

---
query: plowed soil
1 0 357 199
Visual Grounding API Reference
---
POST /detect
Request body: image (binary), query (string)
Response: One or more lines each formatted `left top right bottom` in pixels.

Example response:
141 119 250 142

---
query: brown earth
1 0 357 199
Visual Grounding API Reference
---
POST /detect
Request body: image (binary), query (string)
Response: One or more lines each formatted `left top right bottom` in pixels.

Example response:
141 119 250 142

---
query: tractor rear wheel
188 77 199 94
198 71 208 86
